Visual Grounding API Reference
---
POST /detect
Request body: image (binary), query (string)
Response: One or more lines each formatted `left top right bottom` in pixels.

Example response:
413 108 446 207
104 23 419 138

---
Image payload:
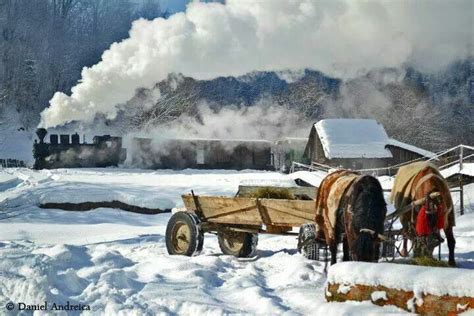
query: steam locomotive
33 128 126 170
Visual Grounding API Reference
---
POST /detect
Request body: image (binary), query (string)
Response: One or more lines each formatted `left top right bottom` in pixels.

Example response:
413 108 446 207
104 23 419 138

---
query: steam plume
40 0 471 128
140 101 310 141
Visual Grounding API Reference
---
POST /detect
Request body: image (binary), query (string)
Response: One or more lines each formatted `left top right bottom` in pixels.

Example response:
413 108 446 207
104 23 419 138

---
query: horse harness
405 172 448 255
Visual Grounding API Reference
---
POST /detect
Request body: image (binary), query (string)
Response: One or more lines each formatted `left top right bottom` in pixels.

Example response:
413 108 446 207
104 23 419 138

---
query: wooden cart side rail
182 194 257 210
203 204 257 220
264 205 315 222
182 194 316 227
261 199 316 224
204 218 264 225
182 194 263 225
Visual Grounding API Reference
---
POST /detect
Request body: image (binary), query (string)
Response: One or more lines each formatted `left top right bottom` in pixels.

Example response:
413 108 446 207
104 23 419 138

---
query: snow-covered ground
0 168 473 315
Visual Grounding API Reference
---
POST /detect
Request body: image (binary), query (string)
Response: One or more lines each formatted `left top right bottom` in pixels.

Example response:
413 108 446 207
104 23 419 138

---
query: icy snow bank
1 168 296 216
0 172 17 184
37 183 175 210
0 233 327 314
328 262 474 298
0 172 21 191
2 168 290 213
238 173 297 187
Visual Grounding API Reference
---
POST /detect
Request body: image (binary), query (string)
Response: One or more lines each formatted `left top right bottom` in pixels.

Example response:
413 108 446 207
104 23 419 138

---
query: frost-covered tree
0 0 166 129
15 59 40 127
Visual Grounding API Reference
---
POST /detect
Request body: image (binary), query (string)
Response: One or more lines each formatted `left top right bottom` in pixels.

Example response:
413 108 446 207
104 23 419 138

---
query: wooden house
303 119 436 173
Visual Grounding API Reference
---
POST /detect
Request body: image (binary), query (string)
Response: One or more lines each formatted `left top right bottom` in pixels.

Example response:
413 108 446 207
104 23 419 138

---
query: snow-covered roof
386 138 437 159
315 119 393 159
440 163 474 179
288 170 328 187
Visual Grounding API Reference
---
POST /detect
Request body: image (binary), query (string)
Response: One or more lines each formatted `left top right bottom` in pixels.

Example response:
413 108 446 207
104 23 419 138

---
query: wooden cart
165 191 317 257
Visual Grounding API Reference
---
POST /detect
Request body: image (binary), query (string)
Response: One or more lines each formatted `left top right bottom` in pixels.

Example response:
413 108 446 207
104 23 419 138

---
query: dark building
132 137 273 170
33 128 126 169
303 119 436 174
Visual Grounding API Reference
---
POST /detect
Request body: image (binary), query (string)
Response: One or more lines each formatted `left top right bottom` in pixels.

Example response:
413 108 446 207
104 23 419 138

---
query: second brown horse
391 162 456 266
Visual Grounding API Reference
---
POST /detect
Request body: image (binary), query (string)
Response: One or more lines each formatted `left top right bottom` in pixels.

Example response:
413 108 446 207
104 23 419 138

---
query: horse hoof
449 260 457 267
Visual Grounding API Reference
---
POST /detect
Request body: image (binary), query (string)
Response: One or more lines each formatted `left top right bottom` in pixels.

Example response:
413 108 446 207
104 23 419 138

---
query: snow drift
39 0 472 128
327 262 474 298
1 168 473 314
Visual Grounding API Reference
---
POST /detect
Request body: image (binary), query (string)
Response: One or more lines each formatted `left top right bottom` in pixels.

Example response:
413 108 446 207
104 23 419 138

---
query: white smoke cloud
134 100 310 141
40 0 471 128
124 100 310 167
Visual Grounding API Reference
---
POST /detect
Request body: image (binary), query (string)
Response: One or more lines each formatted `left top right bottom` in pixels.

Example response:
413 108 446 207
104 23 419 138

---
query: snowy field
0 168 473 315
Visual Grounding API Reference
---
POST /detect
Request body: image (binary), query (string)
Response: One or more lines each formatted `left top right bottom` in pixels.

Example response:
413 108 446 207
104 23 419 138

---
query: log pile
326 262 473 315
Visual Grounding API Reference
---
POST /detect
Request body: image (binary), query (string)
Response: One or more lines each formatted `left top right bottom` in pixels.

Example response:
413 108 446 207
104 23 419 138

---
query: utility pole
459 145 464 216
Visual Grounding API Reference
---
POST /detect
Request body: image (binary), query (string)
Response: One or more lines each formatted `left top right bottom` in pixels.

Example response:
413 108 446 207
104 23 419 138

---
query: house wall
324 157 390 171
304 127 326 163
386 145 424 165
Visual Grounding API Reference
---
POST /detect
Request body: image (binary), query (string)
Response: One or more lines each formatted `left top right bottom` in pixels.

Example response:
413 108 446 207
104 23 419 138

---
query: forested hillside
122 65 473 151
0 0 166 127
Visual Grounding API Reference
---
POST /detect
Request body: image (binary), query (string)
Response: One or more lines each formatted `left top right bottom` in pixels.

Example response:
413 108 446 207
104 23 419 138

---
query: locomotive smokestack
36 128 47 144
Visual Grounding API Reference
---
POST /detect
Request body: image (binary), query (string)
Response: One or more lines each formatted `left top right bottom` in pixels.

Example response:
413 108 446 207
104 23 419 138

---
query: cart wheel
166 212 204 256
298 223 318 260
218 231 258 258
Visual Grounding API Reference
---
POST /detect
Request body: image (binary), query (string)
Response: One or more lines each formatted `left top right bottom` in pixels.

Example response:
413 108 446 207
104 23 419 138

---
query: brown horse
315 170 387 265
391 162 456 266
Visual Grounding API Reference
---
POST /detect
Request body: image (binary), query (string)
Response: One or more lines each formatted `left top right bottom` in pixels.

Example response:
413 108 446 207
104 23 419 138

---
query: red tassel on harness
416 205 431 236
416 204 445 236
